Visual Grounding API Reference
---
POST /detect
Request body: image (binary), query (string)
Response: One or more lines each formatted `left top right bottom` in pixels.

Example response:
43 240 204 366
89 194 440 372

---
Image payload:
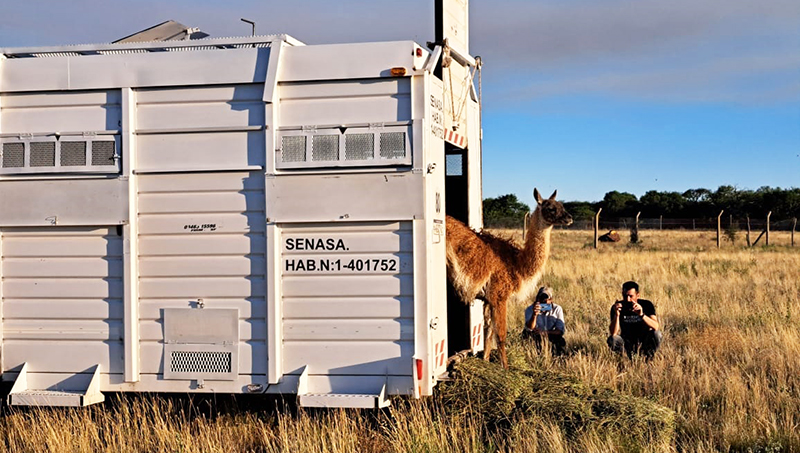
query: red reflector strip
444 129 466 148
416 358 423 381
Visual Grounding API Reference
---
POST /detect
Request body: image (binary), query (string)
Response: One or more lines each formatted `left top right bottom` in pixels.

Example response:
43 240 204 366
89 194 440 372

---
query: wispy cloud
469 0 800 105
472 0 800 67
498 52 800 104
2 0 798 107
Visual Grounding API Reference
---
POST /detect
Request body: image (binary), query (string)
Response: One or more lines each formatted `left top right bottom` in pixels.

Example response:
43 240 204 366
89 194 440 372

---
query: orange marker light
390 67 407 77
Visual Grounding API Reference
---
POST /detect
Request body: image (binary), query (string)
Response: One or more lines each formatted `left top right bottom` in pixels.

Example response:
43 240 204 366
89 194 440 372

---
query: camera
621 301 634 311
538 303 552 312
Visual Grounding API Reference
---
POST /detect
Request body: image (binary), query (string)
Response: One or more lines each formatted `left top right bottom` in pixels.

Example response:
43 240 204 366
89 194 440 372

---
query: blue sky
2 0 798 204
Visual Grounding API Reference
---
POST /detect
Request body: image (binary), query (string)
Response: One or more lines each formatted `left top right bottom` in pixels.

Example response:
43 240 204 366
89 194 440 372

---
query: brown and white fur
445 189 573 369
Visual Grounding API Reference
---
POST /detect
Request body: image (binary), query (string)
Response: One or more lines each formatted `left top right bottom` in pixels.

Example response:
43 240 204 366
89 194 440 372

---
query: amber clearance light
390 67 407 77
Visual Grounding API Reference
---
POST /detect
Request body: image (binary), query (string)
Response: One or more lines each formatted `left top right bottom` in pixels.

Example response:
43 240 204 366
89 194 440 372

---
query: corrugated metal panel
281 222 414 376
0 90 120 135
137 131 264 171
278 79 411 128
137 172 267 377
1 227 124 374
136 84 265 132
133 83 266 172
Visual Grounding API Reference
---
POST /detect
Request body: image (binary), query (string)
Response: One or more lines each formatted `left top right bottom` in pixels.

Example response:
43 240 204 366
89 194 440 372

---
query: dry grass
1 229 798 452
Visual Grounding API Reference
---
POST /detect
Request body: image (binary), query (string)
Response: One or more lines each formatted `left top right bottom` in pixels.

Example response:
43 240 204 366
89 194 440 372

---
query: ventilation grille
2 143 24 168
92 141 116 166
380 132 406 159
282 135 306 162
60 141 87 166
170 351 232 374
30 142 56 167
0 138 119 174
345 134 374 160
277 127 410 168
446 154 464 176
312 135 339 161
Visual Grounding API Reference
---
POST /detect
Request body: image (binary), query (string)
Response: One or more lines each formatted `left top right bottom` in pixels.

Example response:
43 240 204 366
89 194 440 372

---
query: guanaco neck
520 210 553 276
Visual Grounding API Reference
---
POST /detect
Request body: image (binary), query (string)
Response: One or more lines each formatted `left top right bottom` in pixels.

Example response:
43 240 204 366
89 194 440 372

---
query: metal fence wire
486 216 798 232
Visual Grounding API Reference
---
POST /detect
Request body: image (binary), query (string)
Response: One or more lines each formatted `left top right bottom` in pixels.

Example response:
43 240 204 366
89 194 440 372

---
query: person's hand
613 301 623 317
533 302 541 316
632 301 643 316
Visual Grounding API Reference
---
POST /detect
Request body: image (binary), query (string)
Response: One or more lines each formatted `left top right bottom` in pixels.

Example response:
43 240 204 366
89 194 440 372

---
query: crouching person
608 281 662 359
523 286 566 356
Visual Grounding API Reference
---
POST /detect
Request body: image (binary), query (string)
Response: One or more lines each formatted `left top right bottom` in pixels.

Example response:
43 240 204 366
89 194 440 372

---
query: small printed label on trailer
285 237 348 251
430 93 445 140
183 223 219 232
284 256 400 273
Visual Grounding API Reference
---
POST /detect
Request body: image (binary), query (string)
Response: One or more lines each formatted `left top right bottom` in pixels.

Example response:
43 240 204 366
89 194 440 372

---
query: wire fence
486 216 798 232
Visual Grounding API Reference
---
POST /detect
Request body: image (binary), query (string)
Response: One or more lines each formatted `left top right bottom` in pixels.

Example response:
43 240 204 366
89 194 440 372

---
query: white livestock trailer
0 0 484 408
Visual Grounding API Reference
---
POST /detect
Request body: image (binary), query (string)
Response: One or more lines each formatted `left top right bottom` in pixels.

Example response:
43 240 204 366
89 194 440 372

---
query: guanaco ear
549 190 558 200
534 188 543 204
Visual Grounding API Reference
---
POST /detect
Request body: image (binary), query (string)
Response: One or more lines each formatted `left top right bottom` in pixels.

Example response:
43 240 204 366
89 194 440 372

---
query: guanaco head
534 188 573 227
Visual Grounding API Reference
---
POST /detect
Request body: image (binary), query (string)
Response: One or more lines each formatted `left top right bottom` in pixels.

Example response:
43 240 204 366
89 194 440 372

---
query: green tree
600 191 638 217
483 194 531 227
563 201 597 220
640 191 685 217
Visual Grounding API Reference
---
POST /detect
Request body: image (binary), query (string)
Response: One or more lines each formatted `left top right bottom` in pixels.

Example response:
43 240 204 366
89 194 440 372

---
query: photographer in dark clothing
523 286 566 356
608 281 662 358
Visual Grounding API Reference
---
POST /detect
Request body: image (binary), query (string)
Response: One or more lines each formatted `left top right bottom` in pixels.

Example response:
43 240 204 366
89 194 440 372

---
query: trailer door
279 221 414 404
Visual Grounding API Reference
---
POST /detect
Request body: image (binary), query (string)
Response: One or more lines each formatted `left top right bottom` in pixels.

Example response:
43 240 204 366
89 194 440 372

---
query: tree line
484 186 800 226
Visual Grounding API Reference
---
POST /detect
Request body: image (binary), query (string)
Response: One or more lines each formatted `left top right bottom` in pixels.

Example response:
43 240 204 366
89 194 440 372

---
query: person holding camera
523 286 566 355
608 281 662 358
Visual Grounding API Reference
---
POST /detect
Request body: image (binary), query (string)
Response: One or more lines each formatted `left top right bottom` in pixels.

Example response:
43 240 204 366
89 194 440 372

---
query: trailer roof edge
1 34 305 58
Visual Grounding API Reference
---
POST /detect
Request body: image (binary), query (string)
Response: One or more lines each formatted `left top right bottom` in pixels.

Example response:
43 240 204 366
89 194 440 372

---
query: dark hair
622 281 639 293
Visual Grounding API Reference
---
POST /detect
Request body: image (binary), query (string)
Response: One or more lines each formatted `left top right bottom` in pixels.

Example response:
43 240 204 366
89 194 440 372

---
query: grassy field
1 229 798 452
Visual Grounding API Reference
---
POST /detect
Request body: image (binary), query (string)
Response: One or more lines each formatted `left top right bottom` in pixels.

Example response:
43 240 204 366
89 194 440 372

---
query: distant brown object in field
445 189 573 369
599 230 621 242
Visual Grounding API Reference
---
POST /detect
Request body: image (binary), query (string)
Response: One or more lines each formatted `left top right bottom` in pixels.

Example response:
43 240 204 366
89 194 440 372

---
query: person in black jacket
608 281 662 358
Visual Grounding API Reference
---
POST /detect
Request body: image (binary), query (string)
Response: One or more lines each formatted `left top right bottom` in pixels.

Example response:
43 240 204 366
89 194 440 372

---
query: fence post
766 211 771 246
793 218 797 247
692 219 695 230
717 210 724 249
659 215 662 230
523 212 530 238
594 208 602 249
746 215 751 247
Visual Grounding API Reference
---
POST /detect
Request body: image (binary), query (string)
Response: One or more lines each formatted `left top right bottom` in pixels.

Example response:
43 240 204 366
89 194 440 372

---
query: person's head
621 281 639 302
536 286 553 303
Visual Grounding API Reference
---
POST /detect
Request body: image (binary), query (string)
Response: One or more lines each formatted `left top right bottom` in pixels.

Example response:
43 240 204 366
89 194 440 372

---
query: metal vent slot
2 143 25 168
445 154 463 176
60 141 88 166
380 132 406 159
170 351 232 374
312 135 339 161
345 134 374 160
282 135 307 162
91 141 116 166
30 142 56 167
